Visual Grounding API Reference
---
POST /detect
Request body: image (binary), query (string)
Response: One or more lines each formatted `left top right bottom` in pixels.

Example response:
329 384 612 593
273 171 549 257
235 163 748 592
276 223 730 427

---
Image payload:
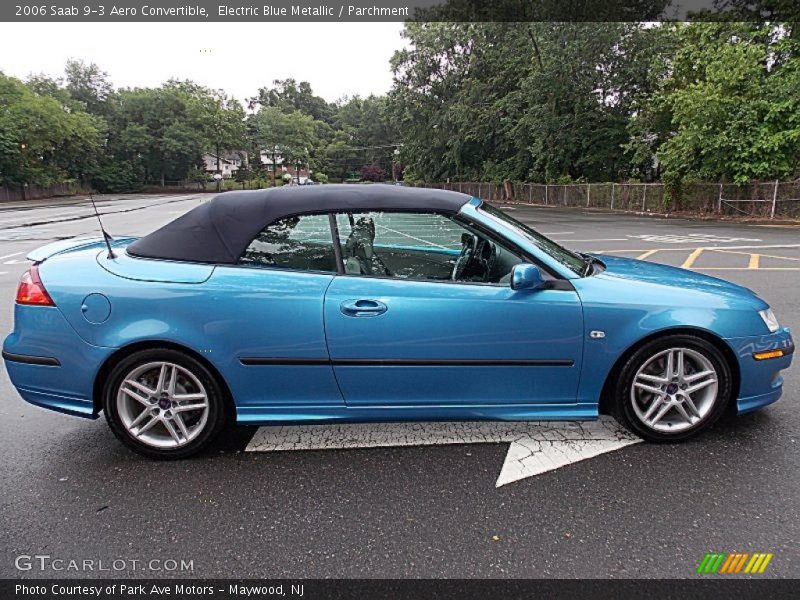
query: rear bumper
3 305 114 419
726 327 794 415
6 384 97 418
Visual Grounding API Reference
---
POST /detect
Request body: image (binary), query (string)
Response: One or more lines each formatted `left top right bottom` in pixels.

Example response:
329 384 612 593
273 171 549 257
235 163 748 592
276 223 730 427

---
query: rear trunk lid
29 237 214 284
26 237 134 262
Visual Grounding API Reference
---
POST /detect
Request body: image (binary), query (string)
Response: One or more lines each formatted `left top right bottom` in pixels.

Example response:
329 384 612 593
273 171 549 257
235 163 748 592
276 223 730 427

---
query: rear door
209 213 344 413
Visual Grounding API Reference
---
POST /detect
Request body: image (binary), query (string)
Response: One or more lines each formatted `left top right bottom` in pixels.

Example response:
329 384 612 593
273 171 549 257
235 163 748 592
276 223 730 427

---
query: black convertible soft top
126 184 472 264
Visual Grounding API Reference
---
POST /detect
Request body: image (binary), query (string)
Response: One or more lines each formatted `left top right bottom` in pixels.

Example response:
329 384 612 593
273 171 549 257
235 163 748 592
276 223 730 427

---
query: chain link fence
5 179 800 219
423 181 800 219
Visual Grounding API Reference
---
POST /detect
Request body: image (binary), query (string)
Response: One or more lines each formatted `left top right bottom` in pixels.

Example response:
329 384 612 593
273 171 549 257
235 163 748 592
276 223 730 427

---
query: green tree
26 74 74 108
250 78 335 124
64 59 113 116
635 23 800 185
0 74 103 187
250 106 317 186
183 84 246 189
388 22 662 183
327 95 398 179
109 86 190 186
99 81 245 189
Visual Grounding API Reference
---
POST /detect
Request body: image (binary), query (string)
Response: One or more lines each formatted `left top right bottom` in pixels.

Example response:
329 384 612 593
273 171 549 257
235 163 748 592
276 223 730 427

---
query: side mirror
510 263 545 291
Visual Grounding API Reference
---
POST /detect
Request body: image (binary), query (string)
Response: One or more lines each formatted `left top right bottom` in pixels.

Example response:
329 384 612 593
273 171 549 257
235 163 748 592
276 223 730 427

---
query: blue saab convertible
3 185 794 458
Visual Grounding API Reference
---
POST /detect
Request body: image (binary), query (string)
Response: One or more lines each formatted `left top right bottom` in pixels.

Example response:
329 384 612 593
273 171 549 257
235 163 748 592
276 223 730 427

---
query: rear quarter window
240 214 336 273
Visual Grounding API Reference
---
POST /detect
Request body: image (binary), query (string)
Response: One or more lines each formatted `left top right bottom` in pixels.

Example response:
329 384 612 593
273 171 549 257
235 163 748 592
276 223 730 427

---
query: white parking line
690 243 800 251
553 238 628 243
715 249 800 262
246 417 641 487
374 223 450 250
0 252 22 261
594 243 800 253
629 234 762 244
696 267 800 271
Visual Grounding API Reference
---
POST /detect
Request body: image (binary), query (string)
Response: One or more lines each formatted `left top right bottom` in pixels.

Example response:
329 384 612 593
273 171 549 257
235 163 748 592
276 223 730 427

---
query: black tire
103 348 229 459
613 334 733 442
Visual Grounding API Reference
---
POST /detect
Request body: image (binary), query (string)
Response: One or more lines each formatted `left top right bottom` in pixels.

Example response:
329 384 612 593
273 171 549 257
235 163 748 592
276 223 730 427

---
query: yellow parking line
749 254 760 269
637 249 659 260
682 248 704 269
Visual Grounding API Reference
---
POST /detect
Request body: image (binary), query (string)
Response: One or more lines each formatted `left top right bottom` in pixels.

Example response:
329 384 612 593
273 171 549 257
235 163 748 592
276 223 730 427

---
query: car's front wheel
614 335 733 442
103 349 228 459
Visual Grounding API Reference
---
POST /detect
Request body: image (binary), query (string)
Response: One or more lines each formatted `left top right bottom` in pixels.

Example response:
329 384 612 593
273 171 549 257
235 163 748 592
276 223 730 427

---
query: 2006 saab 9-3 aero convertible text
3 186 794 458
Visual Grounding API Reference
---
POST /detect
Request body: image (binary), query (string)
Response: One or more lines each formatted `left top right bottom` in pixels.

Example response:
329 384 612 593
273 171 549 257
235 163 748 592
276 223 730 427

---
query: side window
334 211 523 284
240 214 336 272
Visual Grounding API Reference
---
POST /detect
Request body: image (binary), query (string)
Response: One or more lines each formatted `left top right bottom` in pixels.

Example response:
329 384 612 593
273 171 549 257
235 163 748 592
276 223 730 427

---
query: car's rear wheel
103 349 227 459
614 335 732 442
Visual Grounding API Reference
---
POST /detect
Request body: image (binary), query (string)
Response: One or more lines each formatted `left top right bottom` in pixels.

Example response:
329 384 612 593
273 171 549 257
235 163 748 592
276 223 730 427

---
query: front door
323 211 584 407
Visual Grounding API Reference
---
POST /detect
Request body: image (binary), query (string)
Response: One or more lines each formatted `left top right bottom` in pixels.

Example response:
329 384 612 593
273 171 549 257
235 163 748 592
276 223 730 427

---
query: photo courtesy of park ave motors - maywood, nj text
0 1 799 598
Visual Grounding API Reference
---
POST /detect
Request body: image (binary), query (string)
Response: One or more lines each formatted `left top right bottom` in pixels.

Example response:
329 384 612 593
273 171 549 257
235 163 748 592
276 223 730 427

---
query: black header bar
2 579 799 600
2 1 798 23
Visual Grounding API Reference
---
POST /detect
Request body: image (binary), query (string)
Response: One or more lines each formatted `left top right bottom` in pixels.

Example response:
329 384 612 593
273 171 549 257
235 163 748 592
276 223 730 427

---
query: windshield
478 202 587 275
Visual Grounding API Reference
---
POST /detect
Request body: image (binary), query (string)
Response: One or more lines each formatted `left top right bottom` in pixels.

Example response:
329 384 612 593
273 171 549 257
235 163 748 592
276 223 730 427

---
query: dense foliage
0 69 103 187
1 22 798 194
391 21 800 185
632 23 800 185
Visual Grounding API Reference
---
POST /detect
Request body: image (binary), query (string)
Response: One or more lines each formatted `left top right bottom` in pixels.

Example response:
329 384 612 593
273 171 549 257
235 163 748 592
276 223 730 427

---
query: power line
324 143 403 151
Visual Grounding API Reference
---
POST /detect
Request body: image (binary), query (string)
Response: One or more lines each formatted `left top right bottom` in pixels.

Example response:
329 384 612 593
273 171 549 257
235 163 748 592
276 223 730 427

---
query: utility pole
216 143 221 193
271 145 278 188
771 179 779 219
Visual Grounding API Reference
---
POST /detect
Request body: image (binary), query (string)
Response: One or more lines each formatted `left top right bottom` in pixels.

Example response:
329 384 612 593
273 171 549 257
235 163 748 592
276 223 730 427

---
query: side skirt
236 403 599 426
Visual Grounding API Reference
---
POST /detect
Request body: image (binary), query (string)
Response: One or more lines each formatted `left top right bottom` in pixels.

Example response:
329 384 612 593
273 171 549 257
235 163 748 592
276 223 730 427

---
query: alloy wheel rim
630 347 719 433
116 361 210 449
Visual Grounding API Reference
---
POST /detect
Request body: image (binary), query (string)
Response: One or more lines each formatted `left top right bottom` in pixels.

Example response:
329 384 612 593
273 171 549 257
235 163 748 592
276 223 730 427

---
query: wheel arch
597 327 740 415
92 340 235 417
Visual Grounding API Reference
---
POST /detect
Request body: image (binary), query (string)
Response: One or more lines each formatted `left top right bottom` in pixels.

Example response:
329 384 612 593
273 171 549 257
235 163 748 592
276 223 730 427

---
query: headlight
759 308 780 333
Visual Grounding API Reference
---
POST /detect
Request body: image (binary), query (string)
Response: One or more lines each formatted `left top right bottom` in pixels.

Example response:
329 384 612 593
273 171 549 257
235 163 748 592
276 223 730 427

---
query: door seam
322 275 347 403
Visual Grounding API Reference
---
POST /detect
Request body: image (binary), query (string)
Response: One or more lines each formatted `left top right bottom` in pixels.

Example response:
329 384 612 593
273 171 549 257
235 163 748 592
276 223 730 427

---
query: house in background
258 150 309 180
203 151 247 179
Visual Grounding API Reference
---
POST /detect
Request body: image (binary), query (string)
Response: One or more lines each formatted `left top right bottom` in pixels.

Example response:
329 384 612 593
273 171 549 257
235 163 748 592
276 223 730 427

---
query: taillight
16 264 55 306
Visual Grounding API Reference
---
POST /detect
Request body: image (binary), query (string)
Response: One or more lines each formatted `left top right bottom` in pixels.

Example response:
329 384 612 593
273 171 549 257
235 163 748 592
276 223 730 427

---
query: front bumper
726 327 794 414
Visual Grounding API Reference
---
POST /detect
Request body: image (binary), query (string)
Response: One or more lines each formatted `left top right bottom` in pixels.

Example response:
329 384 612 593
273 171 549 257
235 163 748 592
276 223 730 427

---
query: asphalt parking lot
0 193 798 579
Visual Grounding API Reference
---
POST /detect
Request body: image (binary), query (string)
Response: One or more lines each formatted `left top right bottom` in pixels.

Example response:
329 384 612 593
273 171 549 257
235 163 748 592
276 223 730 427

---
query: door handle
340 299 388 317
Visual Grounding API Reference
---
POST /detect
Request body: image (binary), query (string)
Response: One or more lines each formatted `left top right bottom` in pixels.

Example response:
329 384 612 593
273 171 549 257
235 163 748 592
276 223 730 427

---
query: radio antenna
89 194 116 259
